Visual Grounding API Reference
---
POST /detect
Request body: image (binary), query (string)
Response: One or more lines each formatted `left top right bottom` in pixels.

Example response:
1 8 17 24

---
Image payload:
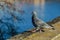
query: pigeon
31 11 55 32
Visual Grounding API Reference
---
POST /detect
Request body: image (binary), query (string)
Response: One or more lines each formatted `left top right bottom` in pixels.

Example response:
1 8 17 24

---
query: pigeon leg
41 30 45 32
39 28 45 32
31 30 37 32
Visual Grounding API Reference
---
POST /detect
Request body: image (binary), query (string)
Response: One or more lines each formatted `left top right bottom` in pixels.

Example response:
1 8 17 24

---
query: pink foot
31 30 36 32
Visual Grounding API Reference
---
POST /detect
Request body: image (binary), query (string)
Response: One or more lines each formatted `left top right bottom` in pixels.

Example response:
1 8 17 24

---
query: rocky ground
8 17 60 40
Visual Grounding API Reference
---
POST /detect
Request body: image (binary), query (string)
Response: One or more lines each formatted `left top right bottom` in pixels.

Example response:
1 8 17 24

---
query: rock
47 16 60 24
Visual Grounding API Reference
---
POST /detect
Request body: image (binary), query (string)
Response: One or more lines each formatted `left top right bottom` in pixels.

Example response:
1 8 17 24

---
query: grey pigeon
32 11 55 32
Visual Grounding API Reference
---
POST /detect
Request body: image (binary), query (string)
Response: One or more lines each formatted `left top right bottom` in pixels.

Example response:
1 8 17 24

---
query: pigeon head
32 11 37 16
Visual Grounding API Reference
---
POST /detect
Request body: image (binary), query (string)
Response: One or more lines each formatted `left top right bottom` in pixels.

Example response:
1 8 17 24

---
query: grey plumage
32 11 55 32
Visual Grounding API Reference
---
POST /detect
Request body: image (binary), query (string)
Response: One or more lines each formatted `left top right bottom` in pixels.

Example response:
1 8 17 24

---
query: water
34 2 60 22
0 1 60 40
44 2 60 21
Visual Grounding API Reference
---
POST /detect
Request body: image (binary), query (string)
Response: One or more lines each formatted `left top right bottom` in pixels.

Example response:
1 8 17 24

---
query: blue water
0 2 60 40
44 2 60 21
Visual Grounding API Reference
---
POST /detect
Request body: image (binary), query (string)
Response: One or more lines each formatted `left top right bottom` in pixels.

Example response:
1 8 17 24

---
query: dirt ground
8 22 60 40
